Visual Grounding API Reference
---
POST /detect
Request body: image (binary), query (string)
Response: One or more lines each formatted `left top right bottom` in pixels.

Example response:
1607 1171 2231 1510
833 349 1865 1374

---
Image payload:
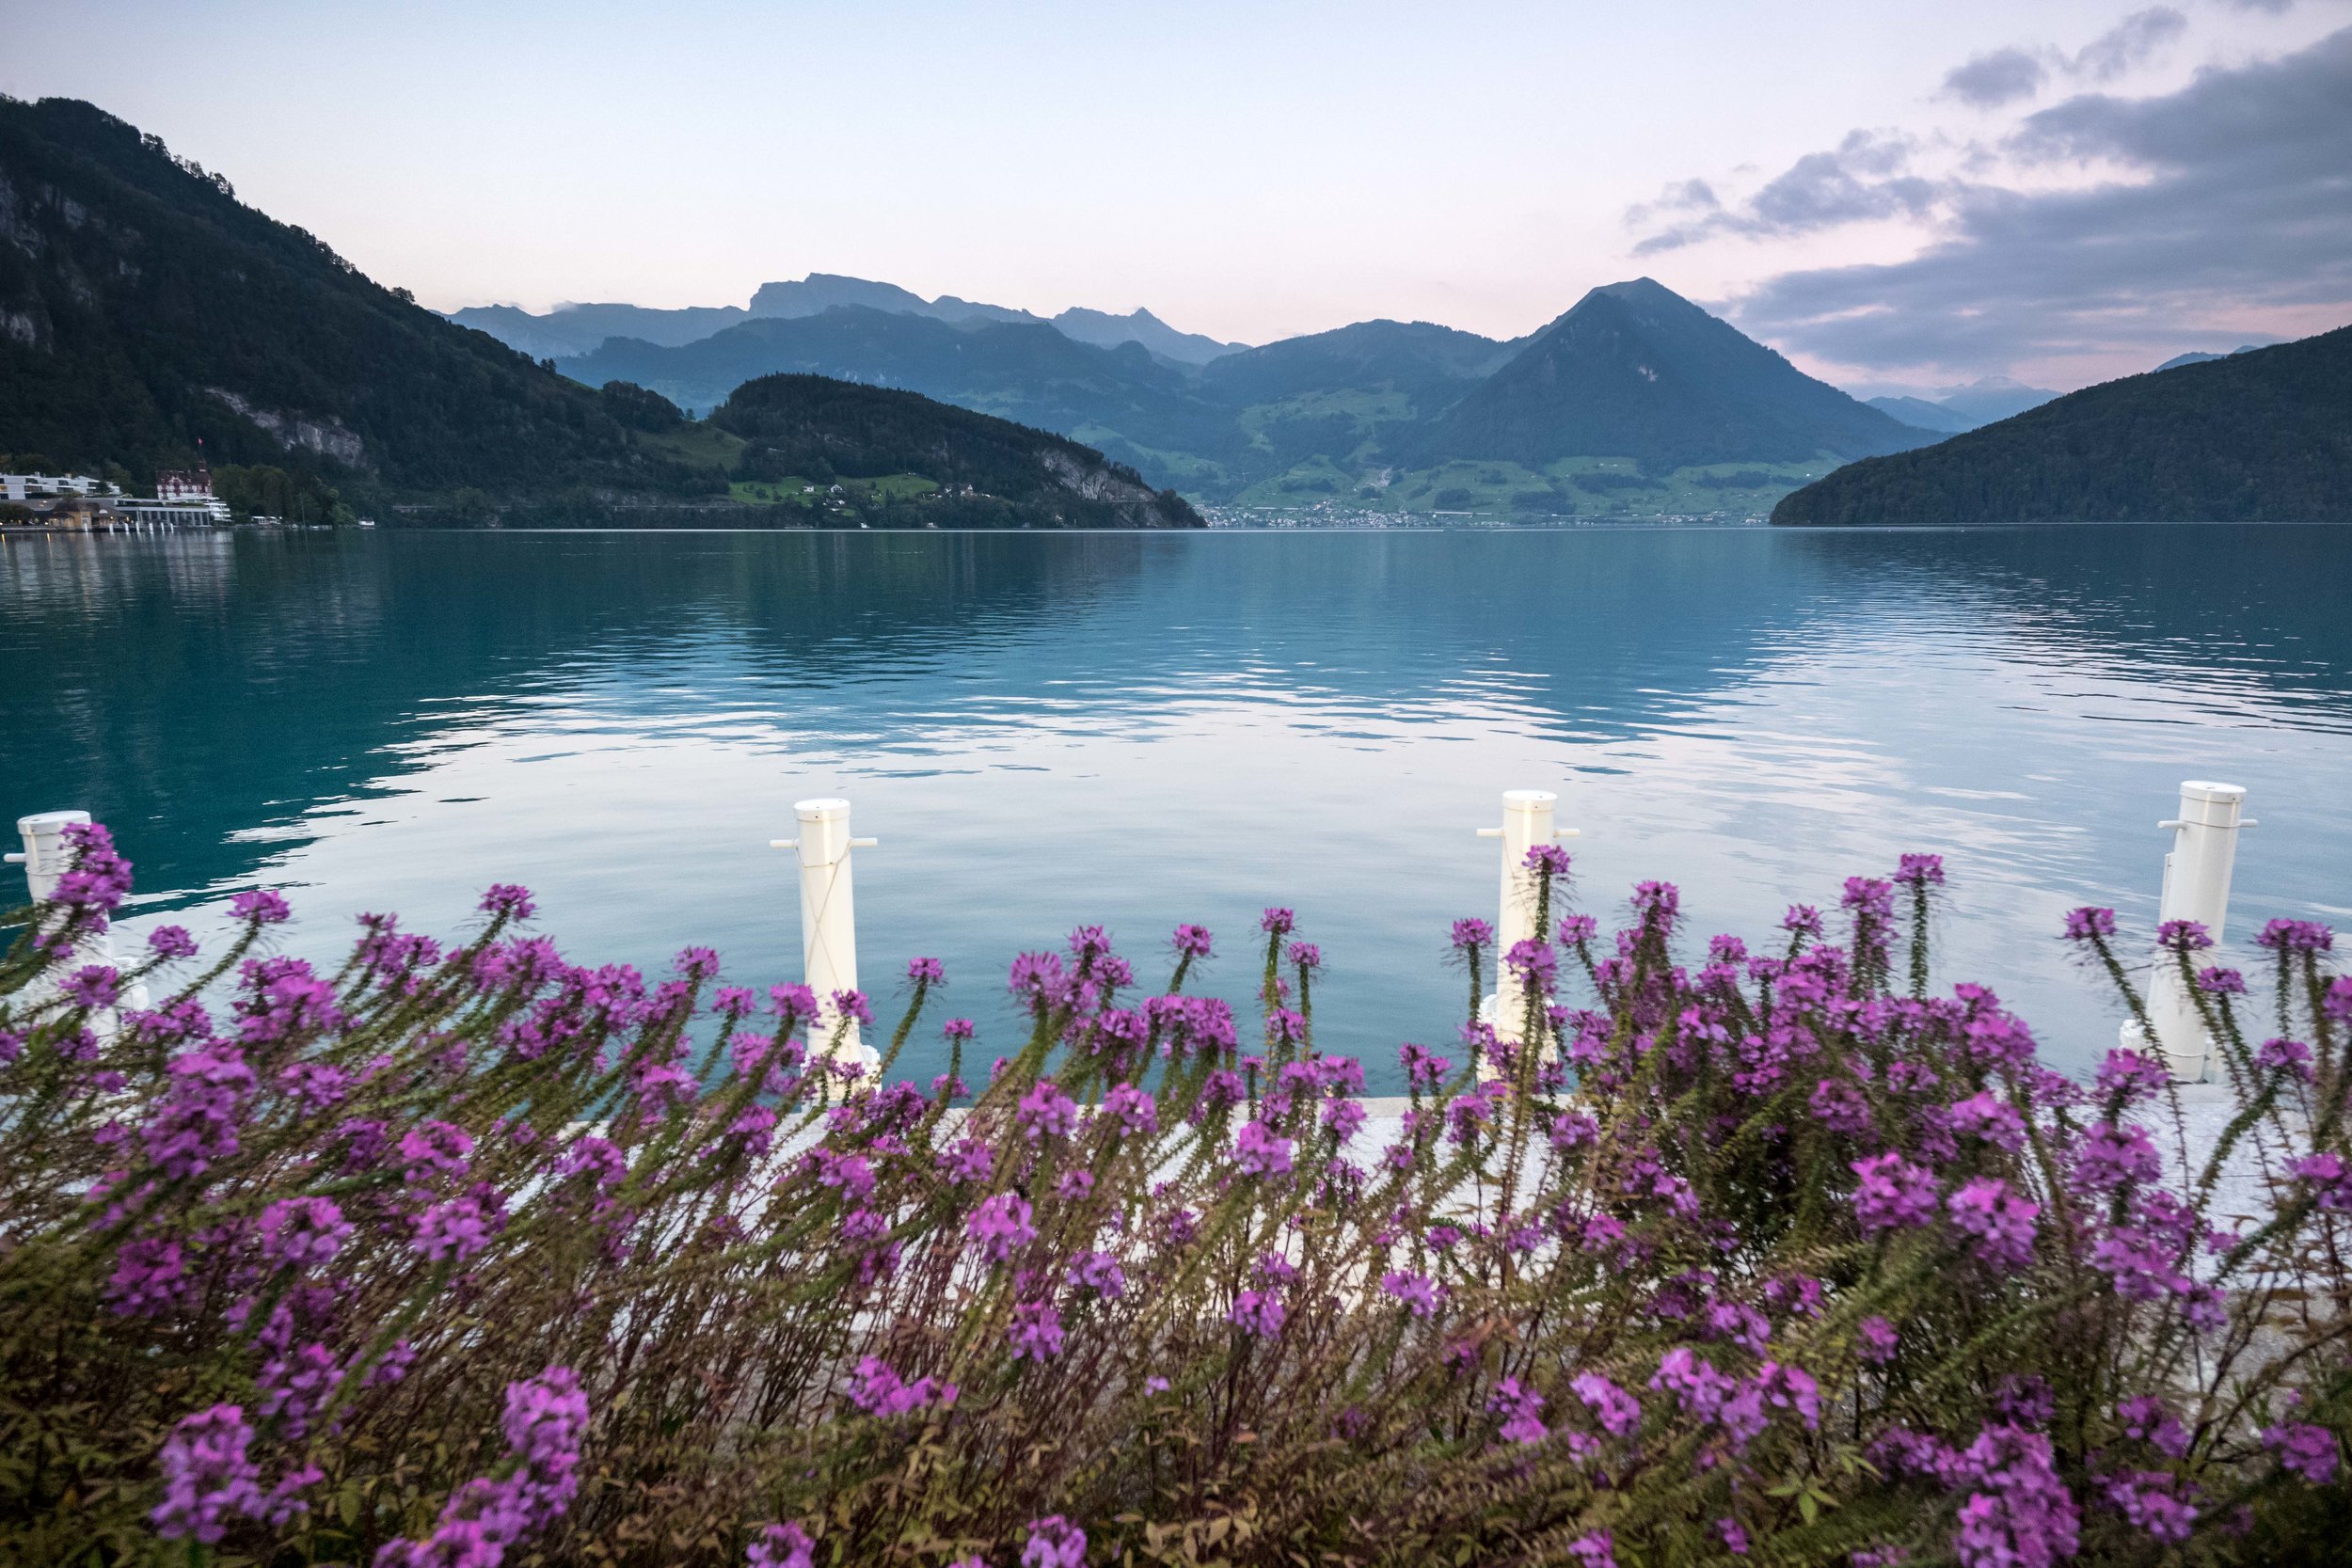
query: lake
4 523 2347 1088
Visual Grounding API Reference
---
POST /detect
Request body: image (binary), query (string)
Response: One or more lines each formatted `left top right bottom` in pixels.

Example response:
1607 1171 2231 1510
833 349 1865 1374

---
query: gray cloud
1633 131 1938 253
1942 48 2053 107
1938 8 2186 110
1727 26 2352 376
2074 7 2188 80
1623 178 1720 228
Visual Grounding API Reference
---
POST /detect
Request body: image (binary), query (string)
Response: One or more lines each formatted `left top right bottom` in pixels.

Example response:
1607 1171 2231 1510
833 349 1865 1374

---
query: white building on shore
1 467 231 526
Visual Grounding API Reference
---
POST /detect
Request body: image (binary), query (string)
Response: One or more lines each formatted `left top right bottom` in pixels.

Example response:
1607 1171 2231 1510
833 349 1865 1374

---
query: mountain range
1865 379 2062 435
541 277 1935 514
1772 326 2352 525
450 277 1246 367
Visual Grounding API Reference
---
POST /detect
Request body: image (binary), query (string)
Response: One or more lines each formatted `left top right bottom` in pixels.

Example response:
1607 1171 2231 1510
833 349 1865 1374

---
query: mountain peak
1409 281 1928 470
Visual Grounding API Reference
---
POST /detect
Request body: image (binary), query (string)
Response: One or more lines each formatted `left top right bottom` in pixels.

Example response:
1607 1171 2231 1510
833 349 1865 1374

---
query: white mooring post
771 798 881 1073
1475 788 1579 1052
11 809 92 904
9 809 148 1018
2122 781 2254 1084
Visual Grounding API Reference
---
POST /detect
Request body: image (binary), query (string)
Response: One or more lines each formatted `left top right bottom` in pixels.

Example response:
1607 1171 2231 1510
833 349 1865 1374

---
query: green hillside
708 375 1200 529
0 96 726 511
1772 325 2352 525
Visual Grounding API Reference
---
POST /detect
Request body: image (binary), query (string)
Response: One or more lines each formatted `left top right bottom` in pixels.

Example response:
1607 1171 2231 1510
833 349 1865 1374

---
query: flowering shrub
2 823 2348 1565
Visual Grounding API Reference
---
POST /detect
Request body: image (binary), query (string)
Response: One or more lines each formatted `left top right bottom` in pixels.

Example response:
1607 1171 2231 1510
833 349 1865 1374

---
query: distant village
0 466 372 530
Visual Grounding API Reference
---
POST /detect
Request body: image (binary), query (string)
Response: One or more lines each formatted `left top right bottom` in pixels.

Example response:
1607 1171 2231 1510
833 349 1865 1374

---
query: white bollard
771 798 881 1073
1475 788 1579 1050
2122 781 2254 1083
12 809 92 904
10 809 148 1018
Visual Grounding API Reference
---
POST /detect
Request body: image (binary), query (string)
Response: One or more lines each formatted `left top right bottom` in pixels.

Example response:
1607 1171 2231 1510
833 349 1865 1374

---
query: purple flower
230 888 292 926
1260 908 1295 936
1650 1346 1734 1419
1171 922 1215 958
1022 1515 1087 1568
1381 1271 1438 1317
106 1235 188 1317
943 1016 976 1043
2287 1151 2352 1212
479 883 536 921
400 1119 475 1185
2074 1122 2160 1193
769 982 819 1025
259 1196 352 1271
805 1147 874 1203
1630 880 1680 929
412 1189 504 1263
1947 1178 2039 1272
1558 913 1597 945
2063 906 2117 942
1843 877 1895 922
830 989 874 1028
1009 1299 1065 1361
906 956 946 985
1782 904 1824 938
1234 1119 1294 1178
1091 1083 1154 1137
747 1522 817 1568
966 1192 1037 1263
1570 1372 1643 1436
2196 966 2247 996
1066 1249 1126 1297
1488 1377 1548 1444
2257 1037 2313 1081
2104 1470 2199 1544
1850 1152 1939 1235
151 1404 262 1543
278 1060 353 1112
1017 1079 1079 1141
1565 1530 1615 1568
1503 939 1557 993
1524 844 1572 878
502 1364 587 1506
2256 917 2334 954
64 965 121 1009
1895 853 1945 887
1399 1042 1453 1088
848 1355 955 1418
1952 1424 2079 1568
1009 950 1070 1006
2094 1048 2170 1107
143 1046 254 1179
147 925 199 959
2154 918 2212 951
2264 1420 2340 1484
1858 1316 1899 1365
1229 1288 1286 1338
1287 940 1322 973
2116 1396 2190 1458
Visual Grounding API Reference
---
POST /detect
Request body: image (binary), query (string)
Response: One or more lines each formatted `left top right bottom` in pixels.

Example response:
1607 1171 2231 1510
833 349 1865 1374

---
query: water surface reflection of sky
4 525 2346 1086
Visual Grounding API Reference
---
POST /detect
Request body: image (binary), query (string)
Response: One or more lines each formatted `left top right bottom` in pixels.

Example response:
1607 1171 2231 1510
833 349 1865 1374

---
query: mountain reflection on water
4 524 2347 1085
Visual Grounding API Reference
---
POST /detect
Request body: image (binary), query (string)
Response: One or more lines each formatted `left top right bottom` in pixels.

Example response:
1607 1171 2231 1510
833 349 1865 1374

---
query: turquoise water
4 524 2347 1086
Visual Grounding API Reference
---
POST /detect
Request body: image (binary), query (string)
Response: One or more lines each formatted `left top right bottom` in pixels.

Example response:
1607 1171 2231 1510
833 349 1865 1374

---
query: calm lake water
4 524 2347 1087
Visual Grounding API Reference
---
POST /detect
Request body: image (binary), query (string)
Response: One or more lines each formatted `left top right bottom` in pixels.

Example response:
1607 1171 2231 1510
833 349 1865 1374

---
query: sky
6 0 2348 393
